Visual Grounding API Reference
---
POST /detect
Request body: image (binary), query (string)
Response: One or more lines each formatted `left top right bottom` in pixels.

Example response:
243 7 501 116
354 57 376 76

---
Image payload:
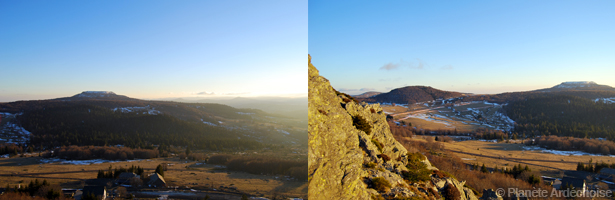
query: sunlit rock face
308 54 478 200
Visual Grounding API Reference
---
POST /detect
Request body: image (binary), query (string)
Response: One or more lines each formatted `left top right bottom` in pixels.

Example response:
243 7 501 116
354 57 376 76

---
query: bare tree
117 187 128 198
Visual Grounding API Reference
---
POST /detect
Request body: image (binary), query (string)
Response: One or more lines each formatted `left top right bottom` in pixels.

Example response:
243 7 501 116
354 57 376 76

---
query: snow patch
113 106 160 115
595 97 615 104
477 139 498 143
40 158 140 165
200 119 218 126
75 91 116 98
403 113 453 128
0 121 31 143
554 81 597 88
236 112 255 115
277 129 290 135
522 146 615 157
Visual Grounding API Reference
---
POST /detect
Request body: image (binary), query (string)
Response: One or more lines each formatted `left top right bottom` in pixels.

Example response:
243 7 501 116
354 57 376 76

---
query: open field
442 139 615 177
0 155 307 199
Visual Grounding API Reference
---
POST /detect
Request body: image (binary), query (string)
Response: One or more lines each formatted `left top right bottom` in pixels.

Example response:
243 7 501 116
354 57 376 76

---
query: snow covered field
39 158 141 165
594 97 615 104
0 112 31 144
200 119 219 126
522 146 615 157
113 106 161 115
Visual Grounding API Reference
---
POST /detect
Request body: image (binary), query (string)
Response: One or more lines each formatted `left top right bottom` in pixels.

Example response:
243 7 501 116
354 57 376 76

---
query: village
0 153 307 200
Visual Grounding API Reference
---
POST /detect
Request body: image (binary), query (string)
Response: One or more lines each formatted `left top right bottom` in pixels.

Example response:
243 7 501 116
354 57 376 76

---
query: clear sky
309 0 615 95
0 0 306 102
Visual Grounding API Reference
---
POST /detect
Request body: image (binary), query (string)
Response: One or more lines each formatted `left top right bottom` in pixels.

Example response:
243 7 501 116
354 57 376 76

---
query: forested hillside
505 95 615 140
18 104 263 150
360 86 463 104
460 90 615 104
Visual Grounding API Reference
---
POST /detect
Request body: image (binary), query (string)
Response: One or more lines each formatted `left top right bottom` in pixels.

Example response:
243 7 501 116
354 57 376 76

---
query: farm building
148 173 166 188
559 177 586 196
116 172 140 185
598 168 615 182
82 185 107 200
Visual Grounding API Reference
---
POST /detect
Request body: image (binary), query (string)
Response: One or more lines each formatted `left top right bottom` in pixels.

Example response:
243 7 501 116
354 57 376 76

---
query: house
598 168 615 182
116 172 140 185
148 173 166 188
85 178 113 187
564 170 593 180
61 189 79 198
560 177 586 196
82 186 107 200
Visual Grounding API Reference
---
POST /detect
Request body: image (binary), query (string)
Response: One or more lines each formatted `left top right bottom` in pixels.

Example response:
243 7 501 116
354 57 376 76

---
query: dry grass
400 117 479 132
0 156 307 199
443 140 615 174
381 105 410 114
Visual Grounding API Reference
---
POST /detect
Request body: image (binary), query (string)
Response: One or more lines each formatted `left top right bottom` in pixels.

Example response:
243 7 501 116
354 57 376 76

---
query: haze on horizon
309 0 615 95
0 0 307 102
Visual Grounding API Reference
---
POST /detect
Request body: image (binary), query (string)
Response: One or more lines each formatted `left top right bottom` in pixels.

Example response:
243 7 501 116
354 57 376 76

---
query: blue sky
0 0 306 102
309 0 615 95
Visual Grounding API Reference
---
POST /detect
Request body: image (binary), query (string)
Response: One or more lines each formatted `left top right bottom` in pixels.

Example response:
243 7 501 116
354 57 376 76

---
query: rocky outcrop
308 54 479 200
481 189 503 200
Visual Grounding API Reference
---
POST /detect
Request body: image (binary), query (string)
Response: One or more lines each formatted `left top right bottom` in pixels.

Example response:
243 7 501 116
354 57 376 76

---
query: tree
577 162 585 171
242 194 249 200
481 164 488 173
82 192 98 200
528 174 540 185
130 177 143 188
442 183 461 200
117 187 128 198
186 146 191 156
155 164 165 177
45 189 61 200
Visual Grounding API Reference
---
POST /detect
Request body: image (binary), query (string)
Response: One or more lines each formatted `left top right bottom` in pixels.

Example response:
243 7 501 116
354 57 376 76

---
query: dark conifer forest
505 95 615 140
18 104 263 150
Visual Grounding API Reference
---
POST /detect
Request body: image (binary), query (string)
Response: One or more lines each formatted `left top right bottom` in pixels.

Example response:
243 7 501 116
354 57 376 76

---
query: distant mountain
0 92 307 148
55 91 135 101
535 81 615 92
188 96 307 121
358 82 615 105
359 86 464 104
352 91 382 98
458 82 615 103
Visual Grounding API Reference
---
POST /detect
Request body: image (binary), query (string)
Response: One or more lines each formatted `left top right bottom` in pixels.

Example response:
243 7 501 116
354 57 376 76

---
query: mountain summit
53 91 134 101
553 81 598 88
359 86 464 104
536 81 615 92
74 91 118 98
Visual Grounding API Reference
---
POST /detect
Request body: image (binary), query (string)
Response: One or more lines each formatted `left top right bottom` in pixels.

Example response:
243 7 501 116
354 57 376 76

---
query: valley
366 81 615 198
0 153 307 199
0 91 308 199
382 99 514 133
